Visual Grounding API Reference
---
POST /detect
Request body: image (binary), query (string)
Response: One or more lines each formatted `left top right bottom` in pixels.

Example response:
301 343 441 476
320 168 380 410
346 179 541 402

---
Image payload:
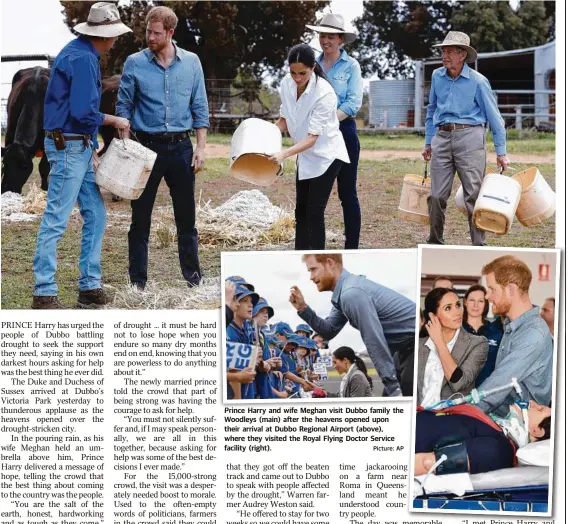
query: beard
492 297 512 316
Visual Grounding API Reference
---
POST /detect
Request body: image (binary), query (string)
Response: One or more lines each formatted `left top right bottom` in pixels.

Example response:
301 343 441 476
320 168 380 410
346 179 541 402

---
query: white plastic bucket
473 174 521 235
511 167 556 226
230 118 283 187
454 185 468 216
96 137 156 200
398 174 431 225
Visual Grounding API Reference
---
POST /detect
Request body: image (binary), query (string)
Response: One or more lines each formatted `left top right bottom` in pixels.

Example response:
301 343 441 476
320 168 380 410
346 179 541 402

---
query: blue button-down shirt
116 45 209 132
425 64 507 156
317 49 363 117
44 36 105 147
477 307 553 417
298 269 416 395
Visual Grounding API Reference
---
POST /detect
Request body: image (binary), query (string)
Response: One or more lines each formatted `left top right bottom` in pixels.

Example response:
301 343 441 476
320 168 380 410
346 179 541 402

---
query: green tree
59 1 328 79
450 0 551 52
351 1 466 78
352 0 555 79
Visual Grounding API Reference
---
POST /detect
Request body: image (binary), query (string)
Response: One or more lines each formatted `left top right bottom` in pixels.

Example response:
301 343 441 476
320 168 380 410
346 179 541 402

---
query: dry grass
22 184 47 215
108 277 221 310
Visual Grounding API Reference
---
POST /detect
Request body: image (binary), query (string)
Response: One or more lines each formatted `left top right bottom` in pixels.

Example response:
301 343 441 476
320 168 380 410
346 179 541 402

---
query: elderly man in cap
422 31 510 246
32 2 131 309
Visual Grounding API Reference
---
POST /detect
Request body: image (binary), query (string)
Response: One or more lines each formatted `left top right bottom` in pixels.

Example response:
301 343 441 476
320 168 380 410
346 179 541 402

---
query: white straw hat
306 13 357 44
434 31 478 63
74 2 132 38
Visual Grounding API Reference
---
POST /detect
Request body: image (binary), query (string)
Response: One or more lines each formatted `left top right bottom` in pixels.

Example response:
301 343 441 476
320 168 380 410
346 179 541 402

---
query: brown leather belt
438 123 483 132
45 131 91 141
136 130 190 143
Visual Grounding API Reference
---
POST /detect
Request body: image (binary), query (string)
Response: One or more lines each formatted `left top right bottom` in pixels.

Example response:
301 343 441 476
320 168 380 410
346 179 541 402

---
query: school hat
234 285 260 307
273 322 294 337
226 275 255 291
295 323 313 336
295 336 317 350
253 298 275 319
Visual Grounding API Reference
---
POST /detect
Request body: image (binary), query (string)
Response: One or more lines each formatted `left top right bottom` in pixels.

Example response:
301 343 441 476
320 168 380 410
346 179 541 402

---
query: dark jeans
338 119 361 249
295 159 343 250
128 137 201 287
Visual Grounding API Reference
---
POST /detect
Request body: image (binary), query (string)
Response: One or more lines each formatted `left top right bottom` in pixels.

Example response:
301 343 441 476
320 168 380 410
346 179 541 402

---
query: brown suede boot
31 296 62 309
77 288 110 309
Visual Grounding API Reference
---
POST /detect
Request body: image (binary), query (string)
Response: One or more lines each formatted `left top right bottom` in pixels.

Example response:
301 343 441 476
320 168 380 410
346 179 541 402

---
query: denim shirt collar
443 62 470 80
144 42 183 63
331 269 351 308
317 48 349 65
503 306 540 334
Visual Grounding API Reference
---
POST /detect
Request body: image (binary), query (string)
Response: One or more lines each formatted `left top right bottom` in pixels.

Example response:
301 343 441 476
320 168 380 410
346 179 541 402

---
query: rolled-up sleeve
190 56 210 129
69 55 104 128
338 61 363 117
298 305 348 340
308 90 336 135
476 77 507 156
425 77 437 146
477 328 546 414
116 56 135 120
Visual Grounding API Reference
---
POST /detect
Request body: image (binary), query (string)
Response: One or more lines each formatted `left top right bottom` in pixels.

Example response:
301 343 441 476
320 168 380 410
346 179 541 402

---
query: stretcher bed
413 466 549 512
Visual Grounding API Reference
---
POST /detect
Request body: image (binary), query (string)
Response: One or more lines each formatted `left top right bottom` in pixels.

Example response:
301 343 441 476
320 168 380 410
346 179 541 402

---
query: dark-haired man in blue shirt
116 5 210 290
33 2 131 309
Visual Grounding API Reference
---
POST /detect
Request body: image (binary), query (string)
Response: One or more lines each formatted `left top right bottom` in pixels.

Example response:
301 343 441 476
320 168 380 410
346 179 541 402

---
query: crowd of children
225 275 330 400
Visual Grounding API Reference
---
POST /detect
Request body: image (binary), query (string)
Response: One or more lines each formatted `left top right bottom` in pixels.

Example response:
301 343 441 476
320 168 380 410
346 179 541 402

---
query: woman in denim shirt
307 14 364 249
462 284 504 387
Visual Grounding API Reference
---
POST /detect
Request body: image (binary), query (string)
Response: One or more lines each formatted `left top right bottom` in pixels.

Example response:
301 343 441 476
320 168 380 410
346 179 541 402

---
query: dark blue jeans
128 137 201 287
338 119 361 249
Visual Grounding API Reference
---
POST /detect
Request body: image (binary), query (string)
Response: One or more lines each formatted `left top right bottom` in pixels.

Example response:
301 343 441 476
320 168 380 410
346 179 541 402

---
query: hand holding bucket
229 118 284 187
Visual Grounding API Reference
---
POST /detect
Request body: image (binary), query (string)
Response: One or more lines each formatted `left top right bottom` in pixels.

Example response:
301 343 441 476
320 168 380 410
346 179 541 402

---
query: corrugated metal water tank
369 79 415 127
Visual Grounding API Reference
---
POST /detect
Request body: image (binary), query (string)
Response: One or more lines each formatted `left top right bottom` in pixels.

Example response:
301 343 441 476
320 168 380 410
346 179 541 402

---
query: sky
222 250 418 357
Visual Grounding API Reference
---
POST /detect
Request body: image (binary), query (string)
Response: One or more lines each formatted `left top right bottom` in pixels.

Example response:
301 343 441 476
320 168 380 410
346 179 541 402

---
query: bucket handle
422 161 429 186
118 129 155 161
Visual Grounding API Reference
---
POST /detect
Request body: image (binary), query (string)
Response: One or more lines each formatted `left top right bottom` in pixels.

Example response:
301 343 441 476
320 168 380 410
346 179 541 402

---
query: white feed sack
211 189 288 228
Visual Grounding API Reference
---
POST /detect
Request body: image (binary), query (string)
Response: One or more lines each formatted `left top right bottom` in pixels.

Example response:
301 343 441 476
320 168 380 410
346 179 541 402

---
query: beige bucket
511 167 556 226
454 185 468 216
230 118 283 187
96 137 156 200
398 174 431 225
473 174 521 235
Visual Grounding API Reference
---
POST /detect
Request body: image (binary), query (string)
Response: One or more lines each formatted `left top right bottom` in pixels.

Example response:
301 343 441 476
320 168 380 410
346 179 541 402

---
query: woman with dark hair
417 288 488 407
462 284 504 387
330 346 373 398
269 43 349 250
306 13 363 249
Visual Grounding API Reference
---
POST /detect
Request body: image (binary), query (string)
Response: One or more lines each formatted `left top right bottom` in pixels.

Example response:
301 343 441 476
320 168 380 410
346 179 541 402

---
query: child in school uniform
226 285 260 400
252 297 283 399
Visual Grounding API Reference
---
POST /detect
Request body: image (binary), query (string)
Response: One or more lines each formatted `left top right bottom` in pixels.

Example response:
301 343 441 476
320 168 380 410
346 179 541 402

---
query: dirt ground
205 143 555 164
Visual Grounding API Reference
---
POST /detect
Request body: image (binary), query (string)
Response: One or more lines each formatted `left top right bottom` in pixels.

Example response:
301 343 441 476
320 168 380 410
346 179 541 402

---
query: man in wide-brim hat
422 31 510 247
33 2 132 310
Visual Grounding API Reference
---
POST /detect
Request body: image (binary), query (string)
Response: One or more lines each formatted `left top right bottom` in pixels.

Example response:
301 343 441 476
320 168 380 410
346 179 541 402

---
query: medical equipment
434 439 469 475
424 377 522 410
490 400 530 448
